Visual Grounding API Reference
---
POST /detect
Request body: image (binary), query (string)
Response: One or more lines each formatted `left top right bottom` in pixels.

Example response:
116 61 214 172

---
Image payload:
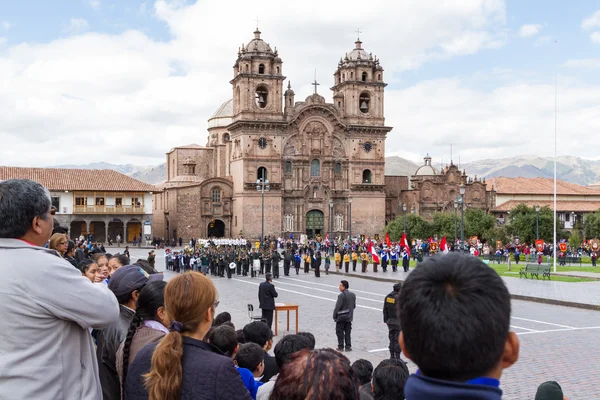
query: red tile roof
493 200 600 213
0 167 157 192
487 177 600 195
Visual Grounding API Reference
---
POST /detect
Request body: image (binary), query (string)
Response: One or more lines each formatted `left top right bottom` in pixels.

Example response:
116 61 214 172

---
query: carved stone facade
153 30 392 240
384 156 496 223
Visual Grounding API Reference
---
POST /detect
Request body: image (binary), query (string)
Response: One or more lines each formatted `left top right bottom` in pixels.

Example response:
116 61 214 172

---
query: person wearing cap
94 265 163 400
535 381 569 400
0 179 120 400
383 283 402 359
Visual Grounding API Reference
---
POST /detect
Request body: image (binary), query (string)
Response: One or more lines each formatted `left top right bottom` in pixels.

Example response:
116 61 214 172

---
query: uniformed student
263 250 272 275
351 250 358 272
304 252 311 274
343 252 350 273
361 250 368 273
294 251 301 275
383 283 402 359
272 250 281 279
391 249 398 272
283 250 292 276
334 250 341 272
324 253 331 275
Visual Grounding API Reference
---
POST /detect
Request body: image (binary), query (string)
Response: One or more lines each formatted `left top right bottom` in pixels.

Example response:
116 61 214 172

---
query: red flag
385 232 391 248
440 236 449 254
369 241 380 264
401 232 411 257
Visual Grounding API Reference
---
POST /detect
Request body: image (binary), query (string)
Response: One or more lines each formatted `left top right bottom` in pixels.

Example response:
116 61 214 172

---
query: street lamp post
348 198 353 241
329 200 334 244
454 199 458 247
403 203 407 233
535 205 540 240
256 172 270 245
459 184 466 252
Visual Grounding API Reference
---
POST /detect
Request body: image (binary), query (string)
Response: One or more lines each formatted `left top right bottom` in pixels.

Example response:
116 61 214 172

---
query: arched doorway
306 210 324 238
207 219 225 238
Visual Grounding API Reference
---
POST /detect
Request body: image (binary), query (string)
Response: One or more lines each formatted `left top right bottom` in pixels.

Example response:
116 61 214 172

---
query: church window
378 73 381 81
258 64 265 74
363 169 372 183
335 162 342 175
245 64 249 72
362 72 367 82
276 66 280 74
257 167 268 181
285 161 292 174
350 72 354 79
359 92 370 113
311 159 320 177
255 85 268 108
223 133 230 142
211 188 221 202
342 73 345 81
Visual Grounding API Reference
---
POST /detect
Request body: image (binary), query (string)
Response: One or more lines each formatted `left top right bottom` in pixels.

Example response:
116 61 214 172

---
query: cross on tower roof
355 28 361 40
256 17 260 29
312 70 320 94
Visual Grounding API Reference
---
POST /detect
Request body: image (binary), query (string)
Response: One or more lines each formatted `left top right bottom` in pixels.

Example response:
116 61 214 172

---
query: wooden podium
274 303 299 336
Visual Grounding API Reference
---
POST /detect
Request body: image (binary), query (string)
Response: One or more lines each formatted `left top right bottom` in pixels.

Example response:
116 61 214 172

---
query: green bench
519 263 551 280
563 256 582 266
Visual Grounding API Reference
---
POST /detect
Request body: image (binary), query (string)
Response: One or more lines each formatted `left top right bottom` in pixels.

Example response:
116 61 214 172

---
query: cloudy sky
1 0 600 167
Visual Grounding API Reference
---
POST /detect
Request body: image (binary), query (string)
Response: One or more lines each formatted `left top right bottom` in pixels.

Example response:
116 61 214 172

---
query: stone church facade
153 29 392 240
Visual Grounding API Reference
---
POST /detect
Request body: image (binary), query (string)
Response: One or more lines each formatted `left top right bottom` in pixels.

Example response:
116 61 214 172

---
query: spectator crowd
0 179 571 400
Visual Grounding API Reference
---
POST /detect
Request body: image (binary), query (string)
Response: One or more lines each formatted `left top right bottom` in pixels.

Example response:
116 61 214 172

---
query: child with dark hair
399 253 519 400
235 343 265 380
78 259 102 283
352 359 374 400
116 280 168 394
213 311 232 327
208 325 264 400
243 321 278 382
372 359 409 400
296 331 316 350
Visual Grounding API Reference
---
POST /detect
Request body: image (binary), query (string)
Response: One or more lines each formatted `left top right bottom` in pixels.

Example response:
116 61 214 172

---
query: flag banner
470 236 478 246
385 232 391 248
559 242 567 252
430 242 438 252
440 236 449 254
401 232 411 257
535 240 544 252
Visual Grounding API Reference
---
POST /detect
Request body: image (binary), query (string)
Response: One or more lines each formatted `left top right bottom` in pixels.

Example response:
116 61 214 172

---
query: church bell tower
230 29 286 121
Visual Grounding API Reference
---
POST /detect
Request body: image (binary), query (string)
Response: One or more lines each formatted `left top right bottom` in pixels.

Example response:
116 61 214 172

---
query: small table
274 303 299 336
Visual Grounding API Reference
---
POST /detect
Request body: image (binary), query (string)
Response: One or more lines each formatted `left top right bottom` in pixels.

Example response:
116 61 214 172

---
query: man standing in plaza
333 280 356 352
258 273 278 329
383 283 402 359
0 179 119 399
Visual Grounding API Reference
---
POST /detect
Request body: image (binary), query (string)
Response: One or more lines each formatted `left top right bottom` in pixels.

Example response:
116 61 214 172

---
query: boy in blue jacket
398 253 519 400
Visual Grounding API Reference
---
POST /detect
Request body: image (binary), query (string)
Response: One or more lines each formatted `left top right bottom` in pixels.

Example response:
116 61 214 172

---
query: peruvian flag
401 232 411 257
369 241 380 264
440 236 449 254
385 232 392 248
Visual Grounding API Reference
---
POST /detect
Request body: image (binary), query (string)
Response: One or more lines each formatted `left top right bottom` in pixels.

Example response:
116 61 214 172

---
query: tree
584 212 600 239
507 204 564 243
385 213 433 242
431 212 456 240
464 209 496 239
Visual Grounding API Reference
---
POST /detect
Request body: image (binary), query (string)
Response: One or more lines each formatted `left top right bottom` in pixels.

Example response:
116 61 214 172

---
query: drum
229 262 236 270
253 259 260 271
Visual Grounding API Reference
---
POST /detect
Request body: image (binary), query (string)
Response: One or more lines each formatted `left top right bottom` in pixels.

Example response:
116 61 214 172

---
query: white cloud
64 18 89 35
518 23 542 37
0 37 6 46
0 0 520 167
582 10 600 30
89 0 101 10
563 58 600 68
2 21 11 30
592 31 600 44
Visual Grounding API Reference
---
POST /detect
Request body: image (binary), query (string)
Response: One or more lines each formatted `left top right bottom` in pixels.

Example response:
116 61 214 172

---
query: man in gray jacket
333 280 357 352
0 179 120 399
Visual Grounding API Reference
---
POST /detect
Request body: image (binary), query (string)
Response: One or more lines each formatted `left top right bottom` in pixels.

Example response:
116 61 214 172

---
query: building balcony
73 205 145 214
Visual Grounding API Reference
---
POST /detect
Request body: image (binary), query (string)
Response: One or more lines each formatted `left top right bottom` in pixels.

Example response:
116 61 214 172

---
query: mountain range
51 155 600 187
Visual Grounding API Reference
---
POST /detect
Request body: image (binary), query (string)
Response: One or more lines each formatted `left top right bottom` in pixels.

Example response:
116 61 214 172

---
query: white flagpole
553 72 558 273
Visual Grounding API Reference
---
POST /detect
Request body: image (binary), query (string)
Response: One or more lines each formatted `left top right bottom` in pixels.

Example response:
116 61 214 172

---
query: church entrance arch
305 210 324 238
207 219 226 238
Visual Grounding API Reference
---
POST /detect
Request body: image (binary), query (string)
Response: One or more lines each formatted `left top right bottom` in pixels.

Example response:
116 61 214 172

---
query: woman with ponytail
124 272 251 400
116 280 168 396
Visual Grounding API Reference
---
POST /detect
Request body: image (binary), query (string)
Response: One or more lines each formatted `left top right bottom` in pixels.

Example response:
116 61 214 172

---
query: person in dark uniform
242 250 250 277
218 253 226 277
258 273 278 329
383 283 402 359
263 250 272 275
283 250 292 276
402 248 410 272
314 251 322 277
271 249 281 279
251 249 260 278
381 249 388 272
304 250 311 274
236 249 242 276
391 249 398 272
173 251 180 273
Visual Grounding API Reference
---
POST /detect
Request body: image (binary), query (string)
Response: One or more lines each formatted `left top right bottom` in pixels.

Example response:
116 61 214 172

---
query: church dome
414 154 437 176
347 39 370 61
244 29 274 55
208 99 233 128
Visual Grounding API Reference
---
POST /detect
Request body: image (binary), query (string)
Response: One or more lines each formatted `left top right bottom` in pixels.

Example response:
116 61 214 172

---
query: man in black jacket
258 273 278 329
333 280 357 352
383 283 402 359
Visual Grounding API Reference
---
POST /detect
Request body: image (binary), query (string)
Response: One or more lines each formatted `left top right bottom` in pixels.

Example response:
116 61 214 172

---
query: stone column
105 220 109 245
